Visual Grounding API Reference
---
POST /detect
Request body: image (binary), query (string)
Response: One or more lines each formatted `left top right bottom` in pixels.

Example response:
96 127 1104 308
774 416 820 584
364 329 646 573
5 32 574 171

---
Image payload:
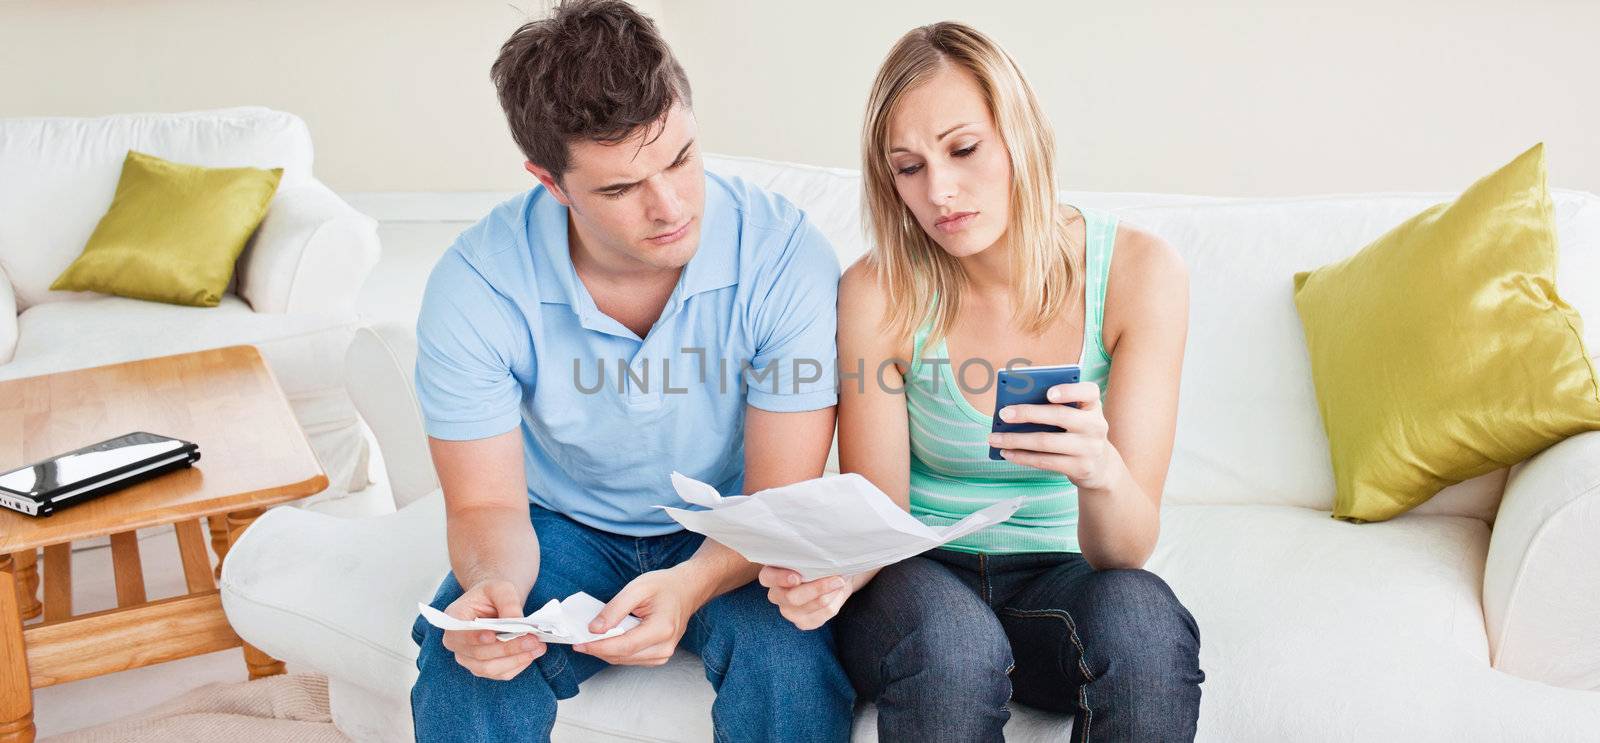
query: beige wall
662 0 1599 196
0 0 665 192
3 1 1594 196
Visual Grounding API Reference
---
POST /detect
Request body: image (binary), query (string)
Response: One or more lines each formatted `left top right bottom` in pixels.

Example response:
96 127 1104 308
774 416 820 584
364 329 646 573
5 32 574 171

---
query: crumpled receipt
659 472 1025 582
416 592 641 644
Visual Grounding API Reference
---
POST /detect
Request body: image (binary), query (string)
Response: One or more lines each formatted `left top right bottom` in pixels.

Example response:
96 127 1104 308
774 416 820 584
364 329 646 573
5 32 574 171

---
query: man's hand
439 579 546 681
759 567 856 631
574 565 704 666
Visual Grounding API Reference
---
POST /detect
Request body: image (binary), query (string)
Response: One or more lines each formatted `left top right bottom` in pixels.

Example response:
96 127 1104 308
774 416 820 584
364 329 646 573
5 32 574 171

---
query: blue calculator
988 364 1081 461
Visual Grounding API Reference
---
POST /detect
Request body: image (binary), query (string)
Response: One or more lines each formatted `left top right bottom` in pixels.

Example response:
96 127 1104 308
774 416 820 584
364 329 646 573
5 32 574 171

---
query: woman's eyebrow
888 122 977 154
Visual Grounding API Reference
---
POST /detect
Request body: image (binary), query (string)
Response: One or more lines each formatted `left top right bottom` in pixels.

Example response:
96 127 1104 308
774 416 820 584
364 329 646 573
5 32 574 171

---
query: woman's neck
957 234 1014 297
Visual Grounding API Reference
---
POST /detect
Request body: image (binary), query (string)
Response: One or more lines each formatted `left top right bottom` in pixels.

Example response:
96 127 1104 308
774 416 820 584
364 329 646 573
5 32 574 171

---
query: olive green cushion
1293 143 1600 522
51 150 283 307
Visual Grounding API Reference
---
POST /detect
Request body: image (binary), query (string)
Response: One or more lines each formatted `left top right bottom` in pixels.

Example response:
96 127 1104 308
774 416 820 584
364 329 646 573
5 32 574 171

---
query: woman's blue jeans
835 548 1204 742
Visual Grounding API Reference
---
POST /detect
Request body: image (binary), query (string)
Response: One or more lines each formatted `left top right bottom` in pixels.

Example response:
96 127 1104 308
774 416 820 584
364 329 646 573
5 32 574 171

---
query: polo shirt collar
674 174 739 298
528 172 739 329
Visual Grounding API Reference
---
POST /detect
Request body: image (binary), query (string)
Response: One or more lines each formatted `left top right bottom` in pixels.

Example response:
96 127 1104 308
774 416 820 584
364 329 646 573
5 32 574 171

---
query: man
407 1 852 741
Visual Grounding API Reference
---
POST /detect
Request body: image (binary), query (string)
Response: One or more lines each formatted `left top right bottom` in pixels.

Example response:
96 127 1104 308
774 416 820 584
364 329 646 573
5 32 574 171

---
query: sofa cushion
2 294 369 493
0 107 314 310
563 504 1500 741
228 491 1600 741
1150 504 1600 741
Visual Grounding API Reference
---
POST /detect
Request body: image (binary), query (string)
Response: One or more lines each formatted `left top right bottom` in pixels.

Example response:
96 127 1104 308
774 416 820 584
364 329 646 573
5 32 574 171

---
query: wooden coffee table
0 345 329 743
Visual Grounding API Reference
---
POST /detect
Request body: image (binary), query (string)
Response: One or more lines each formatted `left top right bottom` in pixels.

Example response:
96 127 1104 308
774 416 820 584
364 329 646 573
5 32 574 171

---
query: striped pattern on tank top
904 205 1116 554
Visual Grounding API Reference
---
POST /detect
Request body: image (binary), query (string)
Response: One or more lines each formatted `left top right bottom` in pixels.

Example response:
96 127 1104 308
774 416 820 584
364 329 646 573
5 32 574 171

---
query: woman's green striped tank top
904 205 1116 555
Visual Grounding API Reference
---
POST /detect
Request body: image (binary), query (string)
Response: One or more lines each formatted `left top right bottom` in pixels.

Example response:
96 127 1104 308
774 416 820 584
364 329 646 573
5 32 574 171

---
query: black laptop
0 432 201 517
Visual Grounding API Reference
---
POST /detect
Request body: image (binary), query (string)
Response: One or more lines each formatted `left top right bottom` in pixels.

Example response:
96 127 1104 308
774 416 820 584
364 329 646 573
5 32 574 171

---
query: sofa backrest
0 107 316 311
705 154 1600 521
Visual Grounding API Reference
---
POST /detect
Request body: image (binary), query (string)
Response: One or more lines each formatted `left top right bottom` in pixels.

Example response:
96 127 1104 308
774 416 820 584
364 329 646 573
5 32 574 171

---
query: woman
759 22 1204 742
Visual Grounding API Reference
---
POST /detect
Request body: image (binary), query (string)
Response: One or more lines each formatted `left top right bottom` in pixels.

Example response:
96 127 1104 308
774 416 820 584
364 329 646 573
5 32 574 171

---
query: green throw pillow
1293 143 1600 522
51 150 283 307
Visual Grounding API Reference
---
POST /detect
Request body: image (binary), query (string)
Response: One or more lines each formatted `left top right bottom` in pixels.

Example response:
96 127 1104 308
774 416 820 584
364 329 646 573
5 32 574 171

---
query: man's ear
525 161 573 207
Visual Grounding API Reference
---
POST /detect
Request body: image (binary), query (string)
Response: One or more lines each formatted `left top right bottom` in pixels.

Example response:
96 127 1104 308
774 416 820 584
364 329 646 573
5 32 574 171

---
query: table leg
0 554 37 743
224 509 285 679
9 552 38 623
173 520 216 594
207 516 229 579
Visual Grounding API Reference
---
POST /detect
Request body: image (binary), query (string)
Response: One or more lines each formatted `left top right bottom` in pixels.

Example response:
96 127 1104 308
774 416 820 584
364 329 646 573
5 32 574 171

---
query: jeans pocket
410 613 428 648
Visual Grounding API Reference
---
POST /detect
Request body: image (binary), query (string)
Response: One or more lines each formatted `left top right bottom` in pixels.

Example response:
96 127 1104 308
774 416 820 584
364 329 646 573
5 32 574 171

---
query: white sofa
0 107 380 496
219 154 1600 741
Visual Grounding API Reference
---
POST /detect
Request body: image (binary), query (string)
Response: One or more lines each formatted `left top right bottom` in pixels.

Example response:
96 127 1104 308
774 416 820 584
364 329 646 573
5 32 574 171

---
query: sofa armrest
1484 430 1600 690
0 264 16 365
346 323 438 508
238 179 380 315
220 490 448 700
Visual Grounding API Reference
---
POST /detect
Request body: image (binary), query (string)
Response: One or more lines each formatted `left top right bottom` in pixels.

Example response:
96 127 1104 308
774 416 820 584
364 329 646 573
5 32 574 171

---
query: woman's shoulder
839 256 891 317
839 256 918 358
1103 221 1189 354
1110 221 1185 277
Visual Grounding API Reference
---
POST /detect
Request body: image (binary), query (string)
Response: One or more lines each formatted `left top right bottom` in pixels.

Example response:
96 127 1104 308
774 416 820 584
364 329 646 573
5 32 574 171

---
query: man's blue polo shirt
413 171 840 536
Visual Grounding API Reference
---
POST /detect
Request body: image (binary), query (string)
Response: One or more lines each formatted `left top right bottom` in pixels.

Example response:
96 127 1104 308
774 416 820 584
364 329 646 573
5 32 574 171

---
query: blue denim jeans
410 504 854 743
835 549 1204 742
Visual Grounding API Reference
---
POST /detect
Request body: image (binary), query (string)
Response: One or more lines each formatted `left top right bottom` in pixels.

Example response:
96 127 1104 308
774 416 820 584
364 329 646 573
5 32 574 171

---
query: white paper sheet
659 472 1025 581
416 591 641 644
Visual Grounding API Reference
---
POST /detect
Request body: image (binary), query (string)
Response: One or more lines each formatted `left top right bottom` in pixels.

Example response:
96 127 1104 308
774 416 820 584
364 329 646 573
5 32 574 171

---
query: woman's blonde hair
861 22 1079 348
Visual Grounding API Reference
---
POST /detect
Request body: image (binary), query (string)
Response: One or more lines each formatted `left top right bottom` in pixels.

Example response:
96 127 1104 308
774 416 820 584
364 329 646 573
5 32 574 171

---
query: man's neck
568 219 682 338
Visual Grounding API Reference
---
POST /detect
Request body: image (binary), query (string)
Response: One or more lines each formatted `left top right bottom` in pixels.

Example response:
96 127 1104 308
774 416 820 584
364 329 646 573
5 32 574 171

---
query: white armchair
0 107 381 494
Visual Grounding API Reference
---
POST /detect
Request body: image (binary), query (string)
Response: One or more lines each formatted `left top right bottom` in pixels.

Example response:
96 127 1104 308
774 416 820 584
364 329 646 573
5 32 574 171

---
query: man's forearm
676 539 760 606
658 405 837 607
448 504 541 597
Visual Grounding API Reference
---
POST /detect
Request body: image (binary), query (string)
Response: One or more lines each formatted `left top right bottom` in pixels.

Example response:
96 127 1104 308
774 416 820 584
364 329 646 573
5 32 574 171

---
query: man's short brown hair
490 0 692 183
